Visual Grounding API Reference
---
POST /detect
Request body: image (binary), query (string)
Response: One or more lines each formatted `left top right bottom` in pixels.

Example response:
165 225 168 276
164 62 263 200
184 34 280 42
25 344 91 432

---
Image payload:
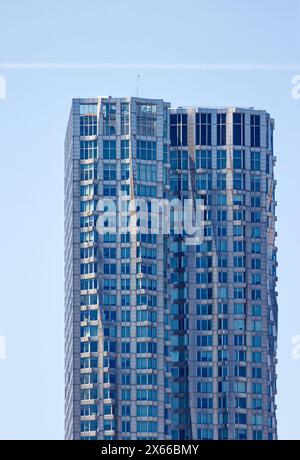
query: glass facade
65 98 277 440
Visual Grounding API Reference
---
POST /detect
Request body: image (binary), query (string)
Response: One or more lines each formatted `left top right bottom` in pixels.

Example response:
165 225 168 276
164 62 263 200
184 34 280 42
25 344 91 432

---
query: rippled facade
65 97 277 440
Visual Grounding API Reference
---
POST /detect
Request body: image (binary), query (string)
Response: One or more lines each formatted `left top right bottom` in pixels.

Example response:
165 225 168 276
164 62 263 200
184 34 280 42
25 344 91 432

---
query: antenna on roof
136 74 141 97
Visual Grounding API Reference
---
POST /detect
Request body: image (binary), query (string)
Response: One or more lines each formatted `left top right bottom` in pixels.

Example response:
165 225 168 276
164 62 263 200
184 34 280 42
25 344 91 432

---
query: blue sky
0 0 299 439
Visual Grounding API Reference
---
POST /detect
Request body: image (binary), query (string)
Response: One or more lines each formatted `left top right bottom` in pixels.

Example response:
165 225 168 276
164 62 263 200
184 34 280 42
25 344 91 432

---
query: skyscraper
65 97 278 440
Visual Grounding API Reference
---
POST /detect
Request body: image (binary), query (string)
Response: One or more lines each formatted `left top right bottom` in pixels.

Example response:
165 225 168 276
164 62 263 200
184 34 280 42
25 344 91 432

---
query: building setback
65 97 278 440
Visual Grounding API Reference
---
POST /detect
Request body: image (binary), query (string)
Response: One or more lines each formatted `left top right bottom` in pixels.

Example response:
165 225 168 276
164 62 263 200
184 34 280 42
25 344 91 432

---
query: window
233 113 245 146
80 404 97 416
251 115 261 147
235 429 247 440
81 262 97 275
197 303 212 315
137 326 157 338
80 184 97 197
197 366 213 378
80 295 98 307
197 397 213 409
234 303 245 315
80 355 98 369
103 310 116 323
197 173 212 190
266 154 271 174
171 150 188 169
197 255 212 269
218 303 228 314
137 163 156 182
80 231 98 244
233 240 245 252
197 381 213 393
252 273 261 285
121 163 130 181
137 405 157 417
233 172 245 190
136 184 156 197
217 194 227 206
103 103 116 136
233 225 245 237
121 103 129 135
80 115 97 136
136 309 157 321
81 341 98 353
198 429 213 440
217 173 226 190
234 256 245 268
80 163 97 181
103 235 117 245
217 150 227 169
195 150 211 169
218 255 228 268
234 319 245 331
252 335 261 346
162 107 169 140
80 420 98 432
137 103 157 137
103 420 116 432
251 175 261 192
217 113 226 146
163 144 169 164
103 140 116 159
137 373 157 386
137 421 158 433
252 289 261 301
103 185 116 196
251 151 261 171
233 150 245 169
80 104 97 115
196 113 212 145
137 140 156 161
252 381 262 393
103 263 116 275
196 289 212 301
233 194 245 205
137 388 157 401
219 272 227 283
170 113 187 147
252 211 260 223
252 304 262 316
196 272 212 284
235 413 247 425
121 139 129 159
80 246 98 259
80 140 97 160
252 354 262 365
121 295 130 307
251 196 261 207
252 242 261 254
234 287 245 300
218 287 228 301
103 163 116 181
